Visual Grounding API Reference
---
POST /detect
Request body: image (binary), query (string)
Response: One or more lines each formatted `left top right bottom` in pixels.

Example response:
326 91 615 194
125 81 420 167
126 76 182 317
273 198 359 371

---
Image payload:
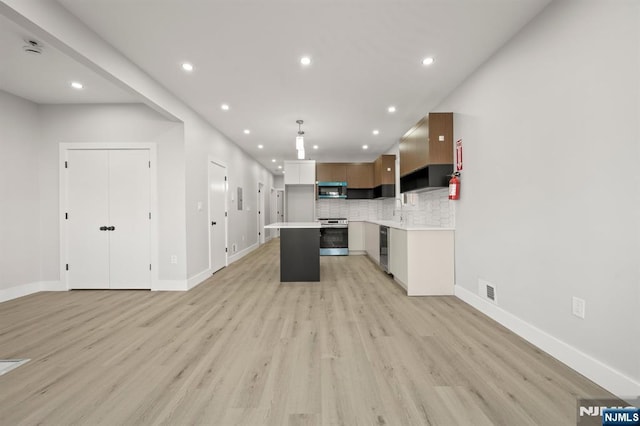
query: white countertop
264 222 321 229
354 219 454 231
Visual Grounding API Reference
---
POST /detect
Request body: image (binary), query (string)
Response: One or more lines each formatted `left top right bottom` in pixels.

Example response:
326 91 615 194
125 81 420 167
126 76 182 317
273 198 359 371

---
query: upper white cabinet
284 160 316 185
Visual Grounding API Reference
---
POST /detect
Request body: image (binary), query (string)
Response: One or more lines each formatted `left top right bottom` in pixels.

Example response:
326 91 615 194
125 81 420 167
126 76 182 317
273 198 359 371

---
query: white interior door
209 161 227 274
66 149 151 289
67 150 110 289
276 189 284 237
109 150 151 289
258 182 265 244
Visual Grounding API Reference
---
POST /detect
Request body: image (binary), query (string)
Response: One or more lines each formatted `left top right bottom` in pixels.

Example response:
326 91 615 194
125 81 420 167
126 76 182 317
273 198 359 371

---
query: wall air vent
478 279 498 304
486 284 495 301
23 39 43 55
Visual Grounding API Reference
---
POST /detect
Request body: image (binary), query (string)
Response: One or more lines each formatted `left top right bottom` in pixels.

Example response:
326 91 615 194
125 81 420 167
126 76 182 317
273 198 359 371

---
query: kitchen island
264 222 321 282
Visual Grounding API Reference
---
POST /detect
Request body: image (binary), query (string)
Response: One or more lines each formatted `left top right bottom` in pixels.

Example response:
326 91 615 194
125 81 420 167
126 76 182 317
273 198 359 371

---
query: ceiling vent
23 39 43 55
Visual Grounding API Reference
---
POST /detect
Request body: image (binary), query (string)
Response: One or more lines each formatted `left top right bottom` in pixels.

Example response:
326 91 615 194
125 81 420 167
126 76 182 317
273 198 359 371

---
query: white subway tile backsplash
316 188 454 227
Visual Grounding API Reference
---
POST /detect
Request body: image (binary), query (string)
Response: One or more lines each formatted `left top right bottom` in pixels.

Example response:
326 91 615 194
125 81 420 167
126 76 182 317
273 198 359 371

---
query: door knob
107 226 115 231
99 226 108 231
212 221 217 225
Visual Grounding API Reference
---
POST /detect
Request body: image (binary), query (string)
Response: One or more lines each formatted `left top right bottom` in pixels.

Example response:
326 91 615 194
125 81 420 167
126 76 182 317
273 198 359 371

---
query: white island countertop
361 219 454 231
264 222 321 229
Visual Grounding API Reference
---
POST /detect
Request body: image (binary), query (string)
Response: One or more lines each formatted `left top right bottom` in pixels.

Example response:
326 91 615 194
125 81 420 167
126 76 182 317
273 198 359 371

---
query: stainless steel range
318 218 349 256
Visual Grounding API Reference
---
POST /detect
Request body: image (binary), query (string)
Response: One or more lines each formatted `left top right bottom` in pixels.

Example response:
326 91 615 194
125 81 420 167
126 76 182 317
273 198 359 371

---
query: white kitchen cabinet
389 229 454 296
389 228 407 282
284 160 316 185
363 221 380 264
348 221 365 254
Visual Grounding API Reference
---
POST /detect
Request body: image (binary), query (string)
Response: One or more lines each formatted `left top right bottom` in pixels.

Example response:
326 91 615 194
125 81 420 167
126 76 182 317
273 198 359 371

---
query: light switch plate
438 135 445 141
572 297 585 319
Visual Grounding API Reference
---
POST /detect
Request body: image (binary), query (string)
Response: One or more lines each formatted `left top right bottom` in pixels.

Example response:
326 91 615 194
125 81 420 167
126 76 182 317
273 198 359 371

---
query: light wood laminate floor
0 239 613 425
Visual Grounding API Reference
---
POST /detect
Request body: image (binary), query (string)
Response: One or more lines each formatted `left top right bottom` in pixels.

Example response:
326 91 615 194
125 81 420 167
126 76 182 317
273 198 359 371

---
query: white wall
0 91 41 295
437 0 639 394
183 115 274 279
0 1 276 289
38 104 187 284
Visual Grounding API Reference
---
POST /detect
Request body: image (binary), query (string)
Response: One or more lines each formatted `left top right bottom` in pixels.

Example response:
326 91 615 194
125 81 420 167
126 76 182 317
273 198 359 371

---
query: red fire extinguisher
449 172 461 200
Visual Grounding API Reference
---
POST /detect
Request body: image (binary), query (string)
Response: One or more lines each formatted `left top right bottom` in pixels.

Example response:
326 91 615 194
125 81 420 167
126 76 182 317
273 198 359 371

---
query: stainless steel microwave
317 181 347 199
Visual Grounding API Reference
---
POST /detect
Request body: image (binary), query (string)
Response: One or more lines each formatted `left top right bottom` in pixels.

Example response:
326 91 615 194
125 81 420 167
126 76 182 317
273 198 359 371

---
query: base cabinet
364 222 380 264
348 221 365 254
389 228 407 283
389 228 454 296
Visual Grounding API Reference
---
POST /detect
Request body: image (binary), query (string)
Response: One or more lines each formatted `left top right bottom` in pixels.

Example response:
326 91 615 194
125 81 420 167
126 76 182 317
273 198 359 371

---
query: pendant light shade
295 119 305 157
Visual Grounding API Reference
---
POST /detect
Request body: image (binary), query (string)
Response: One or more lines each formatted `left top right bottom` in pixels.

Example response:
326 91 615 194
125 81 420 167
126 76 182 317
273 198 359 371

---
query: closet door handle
107 226 115 231
99 226 108 231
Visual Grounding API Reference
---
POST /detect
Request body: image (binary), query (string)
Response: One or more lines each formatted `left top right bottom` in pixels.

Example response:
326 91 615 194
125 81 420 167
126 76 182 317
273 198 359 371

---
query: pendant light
296 119 305 159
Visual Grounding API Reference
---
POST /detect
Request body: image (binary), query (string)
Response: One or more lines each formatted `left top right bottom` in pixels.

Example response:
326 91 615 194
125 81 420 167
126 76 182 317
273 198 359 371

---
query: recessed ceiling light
221 104 230 111
362 145 369 150
258 144 263 149
244 129 251 134
278 165 282 169
272 159 276 163
313 145 318 150
387 106 396 113
181 62 194 72
422 57 435 66
71 81 83 90
300 56 311 66
372 130 379 135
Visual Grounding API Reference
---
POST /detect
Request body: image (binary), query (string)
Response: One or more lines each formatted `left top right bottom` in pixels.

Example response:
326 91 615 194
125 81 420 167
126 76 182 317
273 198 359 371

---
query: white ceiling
2 0 551 173
0 13 137 104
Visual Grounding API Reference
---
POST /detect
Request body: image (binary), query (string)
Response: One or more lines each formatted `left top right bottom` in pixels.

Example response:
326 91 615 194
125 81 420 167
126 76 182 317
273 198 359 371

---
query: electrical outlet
170 255 178 264
572 297 585 319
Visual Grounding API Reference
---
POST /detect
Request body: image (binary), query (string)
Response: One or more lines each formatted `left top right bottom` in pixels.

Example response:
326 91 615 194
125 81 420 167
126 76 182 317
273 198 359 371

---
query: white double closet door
65 149 151 289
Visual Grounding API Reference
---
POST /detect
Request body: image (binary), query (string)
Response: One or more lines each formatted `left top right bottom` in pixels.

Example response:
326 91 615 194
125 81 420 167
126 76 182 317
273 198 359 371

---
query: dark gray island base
264 222 321 282
279 228 320 282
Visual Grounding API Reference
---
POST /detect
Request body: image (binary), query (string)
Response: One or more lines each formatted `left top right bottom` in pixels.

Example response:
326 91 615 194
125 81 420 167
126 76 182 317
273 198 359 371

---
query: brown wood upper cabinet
399 112 453 177
316 163 347 182
346 163 374 189
374 154 395 186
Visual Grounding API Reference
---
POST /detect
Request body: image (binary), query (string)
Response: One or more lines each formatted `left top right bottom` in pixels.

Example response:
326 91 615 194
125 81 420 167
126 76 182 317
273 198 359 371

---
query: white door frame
275 188 284 238
269 187 277 241
257 182 265 245
59 143 158 290
208 158 228 271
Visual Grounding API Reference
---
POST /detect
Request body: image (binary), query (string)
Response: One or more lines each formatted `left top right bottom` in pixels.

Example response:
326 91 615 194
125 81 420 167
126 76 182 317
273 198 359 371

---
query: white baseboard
228 242 258 264
0 280 67 303
187 268 213 290
152 280 187 291
0 282 41 303
41 281 66 291
455 285 640 398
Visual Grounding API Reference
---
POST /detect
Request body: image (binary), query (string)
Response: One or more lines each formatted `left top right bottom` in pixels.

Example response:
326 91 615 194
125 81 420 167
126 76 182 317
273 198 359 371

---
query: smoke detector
23 39 43 55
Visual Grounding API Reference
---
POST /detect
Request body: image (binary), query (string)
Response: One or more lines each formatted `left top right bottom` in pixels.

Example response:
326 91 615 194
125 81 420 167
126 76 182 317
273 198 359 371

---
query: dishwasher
379 225 389 273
